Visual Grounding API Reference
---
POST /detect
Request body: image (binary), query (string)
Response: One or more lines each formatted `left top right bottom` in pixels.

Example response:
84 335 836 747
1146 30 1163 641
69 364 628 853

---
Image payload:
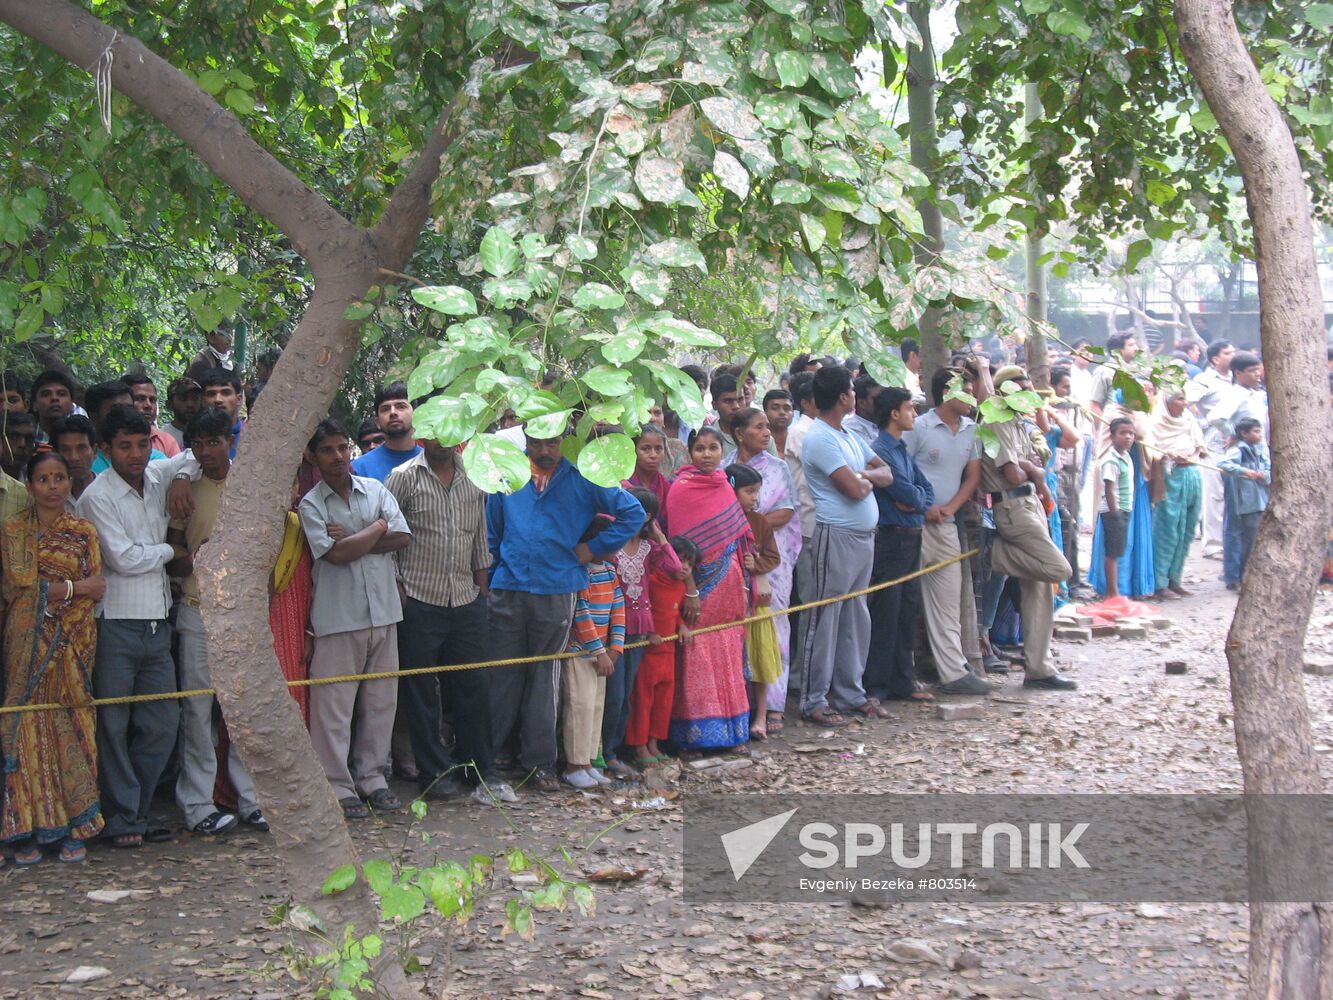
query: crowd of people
0 324 1301 866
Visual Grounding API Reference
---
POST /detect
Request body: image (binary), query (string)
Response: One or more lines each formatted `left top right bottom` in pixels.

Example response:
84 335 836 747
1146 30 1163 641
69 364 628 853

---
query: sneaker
242 809 270 832
938 673 992 696
562 769 599 789
585 767 613 786
191 811 237 835
471 781 520 806
1023 673 1078 691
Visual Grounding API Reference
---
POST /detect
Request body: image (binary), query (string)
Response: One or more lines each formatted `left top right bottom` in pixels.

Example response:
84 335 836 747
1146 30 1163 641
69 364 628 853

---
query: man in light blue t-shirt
799 365 895 727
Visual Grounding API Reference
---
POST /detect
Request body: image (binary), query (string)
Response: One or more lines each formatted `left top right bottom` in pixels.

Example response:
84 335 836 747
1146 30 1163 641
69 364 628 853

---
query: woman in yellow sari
2 452 105 864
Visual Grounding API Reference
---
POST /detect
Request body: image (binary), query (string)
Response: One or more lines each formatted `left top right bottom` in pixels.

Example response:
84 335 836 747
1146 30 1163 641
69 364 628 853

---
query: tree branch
0 0 356 261
370 87 470 264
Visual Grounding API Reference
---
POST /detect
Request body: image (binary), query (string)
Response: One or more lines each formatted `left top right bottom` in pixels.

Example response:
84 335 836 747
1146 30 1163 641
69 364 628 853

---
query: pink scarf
664 464 751 562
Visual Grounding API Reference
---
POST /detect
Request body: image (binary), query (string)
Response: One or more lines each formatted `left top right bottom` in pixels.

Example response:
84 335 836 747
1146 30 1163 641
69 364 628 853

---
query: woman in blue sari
1088 387 1156 598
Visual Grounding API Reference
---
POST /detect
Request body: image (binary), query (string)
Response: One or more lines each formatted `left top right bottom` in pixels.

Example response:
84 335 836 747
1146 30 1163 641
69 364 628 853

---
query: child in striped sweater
562 520 626 789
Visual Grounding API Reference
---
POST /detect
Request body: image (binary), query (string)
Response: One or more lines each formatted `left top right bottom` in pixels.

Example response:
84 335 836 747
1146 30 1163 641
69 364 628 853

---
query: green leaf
413 285 478 316
197 69 227 95
699 97 764 140
581 365 633 396
462 435 532 494
322 864 357 895
414 395 482 447
645 238 707 270
482 277 533 307
576 433 636 487
808 53 858 98
1112 368 1150 412
565 234 598 262
815 147 860 181
343 302 374 322
636 36 682 72
762 0 807 14
1046 9 1093 43
1305 4 1333 29
224 89 255 115
753 93 800 130
571 884 597 917
525 409 573 438
800 213 826 252
712 151 750 199
771 179 812 205
1125 238 1153 273
572 283 625 310
634 155 691 205
602 328 648 364
379 884 426 924
979 396 1012 425
480 226 521 277
811 181 860 212
622 265 670 306
774 51 811 88
1144 179 1175 207
361 859 394 895
505 898 535 941
410 799 428 821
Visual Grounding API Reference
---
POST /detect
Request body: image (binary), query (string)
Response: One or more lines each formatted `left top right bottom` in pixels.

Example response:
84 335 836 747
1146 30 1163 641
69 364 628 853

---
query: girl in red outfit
626 535 698 767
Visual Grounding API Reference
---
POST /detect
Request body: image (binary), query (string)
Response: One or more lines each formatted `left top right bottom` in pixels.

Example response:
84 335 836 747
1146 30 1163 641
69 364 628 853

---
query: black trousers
863 526 923 701
397 594 494 787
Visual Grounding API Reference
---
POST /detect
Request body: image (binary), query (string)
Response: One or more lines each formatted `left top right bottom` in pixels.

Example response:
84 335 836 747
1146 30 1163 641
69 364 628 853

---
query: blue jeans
601 640 645 762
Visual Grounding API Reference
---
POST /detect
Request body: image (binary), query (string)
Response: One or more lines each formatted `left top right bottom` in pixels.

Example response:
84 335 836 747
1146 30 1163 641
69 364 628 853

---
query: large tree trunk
900 5 948 394
1175 2 1333 998
1022 82 1049 390
0 2 463 992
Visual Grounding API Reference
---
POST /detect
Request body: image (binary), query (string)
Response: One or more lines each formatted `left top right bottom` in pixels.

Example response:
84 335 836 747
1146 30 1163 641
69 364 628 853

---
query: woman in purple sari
724 408 800 735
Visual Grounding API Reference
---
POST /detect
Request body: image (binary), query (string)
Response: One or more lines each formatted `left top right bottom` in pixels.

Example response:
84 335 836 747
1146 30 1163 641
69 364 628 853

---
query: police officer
971 358 1077 690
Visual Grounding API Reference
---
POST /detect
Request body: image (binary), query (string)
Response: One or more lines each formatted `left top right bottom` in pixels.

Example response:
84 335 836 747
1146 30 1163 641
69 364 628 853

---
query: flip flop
59 842 87 864
144 826 174 843
766 711 785 735
112 833 143 849
365 789 402 812
340 796 371 820
850 698 891 719
802 707 850 728
13 844 42 865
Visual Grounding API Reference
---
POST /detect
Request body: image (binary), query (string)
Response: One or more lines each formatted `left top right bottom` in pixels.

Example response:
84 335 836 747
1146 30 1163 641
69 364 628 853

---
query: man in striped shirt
385 439 516 806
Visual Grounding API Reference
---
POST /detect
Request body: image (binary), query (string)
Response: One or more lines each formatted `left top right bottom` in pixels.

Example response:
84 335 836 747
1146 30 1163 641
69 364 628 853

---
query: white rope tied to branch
93 30 117 133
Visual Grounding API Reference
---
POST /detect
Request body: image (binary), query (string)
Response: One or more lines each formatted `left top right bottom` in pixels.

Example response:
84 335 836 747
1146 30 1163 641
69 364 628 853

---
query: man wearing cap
971 358 1077 691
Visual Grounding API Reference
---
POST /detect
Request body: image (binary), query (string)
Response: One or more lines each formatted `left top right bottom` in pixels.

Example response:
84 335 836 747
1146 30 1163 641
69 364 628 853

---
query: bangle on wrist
66 580 74 601
684 590 700 598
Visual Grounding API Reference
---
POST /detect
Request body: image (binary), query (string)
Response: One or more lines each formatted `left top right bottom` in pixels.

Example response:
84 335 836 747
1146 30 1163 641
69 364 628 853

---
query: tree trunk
1175 3 1333 998
1022 82 1049 390
0 3 463 992
900 6 948 393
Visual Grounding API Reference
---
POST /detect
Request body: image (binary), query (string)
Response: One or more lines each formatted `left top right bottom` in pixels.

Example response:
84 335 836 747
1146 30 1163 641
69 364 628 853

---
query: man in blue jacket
486 432 645 792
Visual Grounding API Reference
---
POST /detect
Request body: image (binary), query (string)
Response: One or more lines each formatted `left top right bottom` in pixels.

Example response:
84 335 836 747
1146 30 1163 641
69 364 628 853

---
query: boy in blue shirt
1218 417 1270 588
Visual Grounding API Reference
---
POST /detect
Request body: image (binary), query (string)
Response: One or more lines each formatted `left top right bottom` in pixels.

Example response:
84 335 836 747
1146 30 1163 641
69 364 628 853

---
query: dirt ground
3 550 1331 999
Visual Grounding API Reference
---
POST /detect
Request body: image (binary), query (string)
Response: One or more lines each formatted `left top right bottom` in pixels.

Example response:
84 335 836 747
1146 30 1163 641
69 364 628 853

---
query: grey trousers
310 625 398 800
786 536 814 698
991 494 1071 679
175 604 258 827
94 618 180 838
919 520 971 684
488 590 575 771
799 524 874 716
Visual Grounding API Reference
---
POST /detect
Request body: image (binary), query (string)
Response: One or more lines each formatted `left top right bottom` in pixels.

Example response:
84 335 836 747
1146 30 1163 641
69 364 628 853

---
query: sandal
59 841 87 864
604 759 637 781
144 826 174 843
365 789 402 812
766 711 785 736
340 796 371 820
14 843 42 865
851 698 891 719
802 707 850 728
525 768 561 793
112 833 143 849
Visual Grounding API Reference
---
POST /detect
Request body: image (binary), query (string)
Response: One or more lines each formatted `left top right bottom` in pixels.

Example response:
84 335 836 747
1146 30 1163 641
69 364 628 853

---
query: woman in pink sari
664 427 752 750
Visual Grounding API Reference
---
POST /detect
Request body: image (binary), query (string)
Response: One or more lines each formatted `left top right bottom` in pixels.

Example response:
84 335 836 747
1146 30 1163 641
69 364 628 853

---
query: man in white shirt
75 406 190 847
1185 340 1236 558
